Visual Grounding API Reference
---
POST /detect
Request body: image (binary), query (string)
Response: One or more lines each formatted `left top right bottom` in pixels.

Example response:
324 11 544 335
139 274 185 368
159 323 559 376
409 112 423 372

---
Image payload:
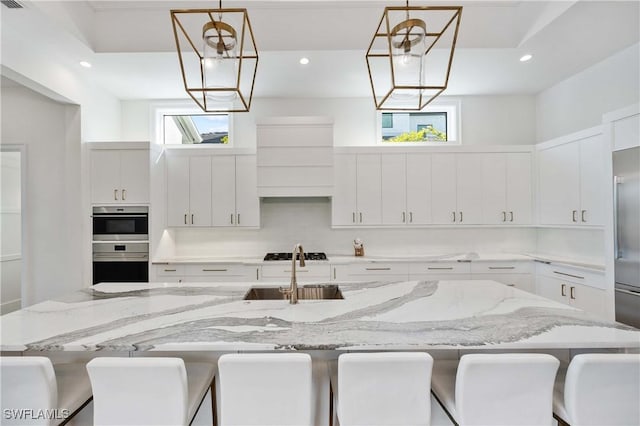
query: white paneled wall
162 198 536 258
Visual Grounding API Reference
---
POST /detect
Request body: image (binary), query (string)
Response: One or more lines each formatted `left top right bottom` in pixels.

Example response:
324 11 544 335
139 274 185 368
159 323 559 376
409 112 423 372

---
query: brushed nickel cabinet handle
365 267 391 271
352 212 355 223
570 286 576 300
459 211 463 222
488 266 515 270
184 214 187 225
506 283 515 287
553 271 584 280
333 267 336 280
452 211 456 222
359 212 363 223
409 212 413 223
428 267 454 270
572 210 578 222
203 269 227 272
237 213 240 225
402 212 406 223
122 189 126 200
561 284 566 297
509 211 514 222
581 210 586 222
284 269 308 273
230 214 234 224
114 189 118 201
256 268 259 280
502 211 506 222
191 214 194 225
164 269 177 272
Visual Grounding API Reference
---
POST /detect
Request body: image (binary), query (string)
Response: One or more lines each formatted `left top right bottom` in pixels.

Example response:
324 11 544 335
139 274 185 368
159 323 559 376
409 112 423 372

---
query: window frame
376 101 461 145
151 101 234 148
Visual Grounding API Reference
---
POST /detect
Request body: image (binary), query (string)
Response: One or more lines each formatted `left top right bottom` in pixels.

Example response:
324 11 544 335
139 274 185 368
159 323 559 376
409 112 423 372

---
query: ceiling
2 0 639 99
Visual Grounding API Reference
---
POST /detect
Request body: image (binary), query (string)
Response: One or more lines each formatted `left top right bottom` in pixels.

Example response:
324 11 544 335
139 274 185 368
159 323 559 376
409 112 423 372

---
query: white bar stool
0 356 92 426
431 353 559 426
553 353 640 426
331 352 435 426
86 357 216 426
217 353 313 426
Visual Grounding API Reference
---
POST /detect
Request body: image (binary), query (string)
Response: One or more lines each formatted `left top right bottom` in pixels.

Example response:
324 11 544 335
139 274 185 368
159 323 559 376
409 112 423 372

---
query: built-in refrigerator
614 146 640 328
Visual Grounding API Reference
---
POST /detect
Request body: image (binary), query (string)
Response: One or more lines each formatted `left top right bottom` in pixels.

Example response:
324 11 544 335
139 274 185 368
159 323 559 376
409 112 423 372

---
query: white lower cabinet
153 264 258 283
332 262 409 281
260 264 331 283
470 261 534 292
409 261 472 281
535 263 606 318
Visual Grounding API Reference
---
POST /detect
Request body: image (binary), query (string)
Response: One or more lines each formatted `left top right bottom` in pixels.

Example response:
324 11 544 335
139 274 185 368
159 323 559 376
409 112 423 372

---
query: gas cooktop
263 252 328 261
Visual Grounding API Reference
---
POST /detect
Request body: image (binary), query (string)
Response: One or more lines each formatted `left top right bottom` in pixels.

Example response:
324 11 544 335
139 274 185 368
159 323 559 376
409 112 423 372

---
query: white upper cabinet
432 153 482 224
234 155 260 227
332 153 381 226
91 148 149 204
482 153 532 224
167 155 212 227
211 156 236 226
381 153 432 225
538 131 604 226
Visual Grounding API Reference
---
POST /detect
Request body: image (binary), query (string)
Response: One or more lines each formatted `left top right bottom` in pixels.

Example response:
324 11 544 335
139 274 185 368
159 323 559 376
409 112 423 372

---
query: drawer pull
488 266 515 270
428 267 453 270
284 270 309 273
561 284 567 296
333 267 336 280
365 267 391 271
570 286 576 300
202 269 228 272
553 271 584 280
164 269 177 272
506 283 515 287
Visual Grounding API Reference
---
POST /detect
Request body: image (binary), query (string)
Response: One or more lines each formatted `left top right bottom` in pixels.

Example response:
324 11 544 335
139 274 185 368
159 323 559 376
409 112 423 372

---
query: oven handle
93 214 148 219
93 255 149 262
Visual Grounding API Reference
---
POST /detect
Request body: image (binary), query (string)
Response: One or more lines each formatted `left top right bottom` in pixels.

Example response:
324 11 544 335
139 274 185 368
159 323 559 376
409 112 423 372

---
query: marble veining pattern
1 280 638 352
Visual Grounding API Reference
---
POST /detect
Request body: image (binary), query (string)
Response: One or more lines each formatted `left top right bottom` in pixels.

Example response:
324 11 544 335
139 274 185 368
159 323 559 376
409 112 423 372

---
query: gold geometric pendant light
366 3 462 110
171 1 258 112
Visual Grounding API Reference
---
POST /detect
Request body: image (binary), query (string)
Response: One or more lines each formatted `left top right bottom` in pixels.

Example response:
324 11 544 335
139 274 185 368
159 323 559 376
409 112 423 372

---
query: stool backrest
456 353 559 426
0 357 57 426
564 354 640 425
338 352 433 426
86 357 188 426
218 353 312 426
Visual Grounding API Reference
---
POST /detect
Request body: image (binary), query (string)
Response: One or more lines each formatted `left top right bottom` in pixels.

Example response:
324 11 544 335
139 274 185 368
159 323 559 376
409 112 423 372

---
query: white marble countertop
1 280 637 352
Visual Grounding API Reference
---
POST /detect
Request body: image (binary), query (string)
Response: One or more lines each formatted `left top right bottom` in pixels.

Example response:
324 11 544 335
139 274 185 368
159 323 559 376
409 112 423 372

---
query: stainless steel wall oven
92 206 149 285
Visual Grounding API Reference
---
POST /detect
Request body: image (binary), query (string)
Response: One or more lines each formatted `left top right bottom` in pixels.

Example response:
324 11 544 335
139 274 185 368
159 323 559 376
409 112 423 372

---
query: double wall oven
92 206 149 284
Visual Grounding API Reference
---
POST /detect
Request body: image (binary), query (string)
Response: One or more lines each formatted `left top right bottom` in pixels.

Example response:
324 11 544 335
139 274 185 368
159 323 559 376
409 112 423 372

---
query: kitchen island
1 280 638 352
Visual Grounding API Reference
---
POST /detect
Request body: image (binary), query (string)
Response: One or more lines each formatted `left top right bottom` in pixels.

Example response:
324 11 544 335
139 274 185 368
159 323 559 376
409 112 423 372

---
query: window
163 114 230 145
378 102 460 144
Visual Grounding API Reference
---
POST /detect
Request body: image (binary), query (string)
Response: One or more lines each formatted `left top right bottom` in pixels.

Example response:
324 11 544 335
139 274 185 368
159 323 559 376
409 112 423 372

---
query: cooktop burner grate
263 252 327 261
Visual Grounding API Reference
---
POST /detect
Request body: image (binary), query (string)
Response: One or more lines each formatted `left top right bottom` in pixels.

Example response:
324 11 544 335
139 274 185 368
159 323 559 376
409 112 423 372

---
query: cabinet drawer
408 262 471 275
261 263 331 279
185 264 252 277
470 261 533 274
155 264 185 277
347 263 409 276
536 262 604 290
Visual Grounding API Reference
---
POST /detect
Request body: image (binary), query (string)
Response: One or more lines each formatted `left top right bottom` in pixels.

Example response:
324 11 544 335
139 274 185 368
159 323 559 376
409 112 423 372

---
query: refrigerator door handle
616 288 640 297
614 176 622 259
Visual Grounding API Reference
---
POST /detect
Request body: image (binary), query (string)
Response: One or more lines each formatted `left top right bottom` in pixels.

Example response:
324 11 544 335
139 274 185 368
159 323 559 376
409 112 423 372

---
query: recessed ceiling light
79 61 92 68
299 57 310 65
519 54 532 62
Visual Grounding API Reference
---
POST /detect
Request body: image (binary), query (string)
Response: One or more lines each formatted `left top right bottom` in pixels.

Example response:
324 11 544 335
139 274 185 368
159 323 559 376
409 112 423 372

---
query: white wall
1 85 84 305
156 198 536 259
122 95 536 146
1 151 22 313
536 43 640 142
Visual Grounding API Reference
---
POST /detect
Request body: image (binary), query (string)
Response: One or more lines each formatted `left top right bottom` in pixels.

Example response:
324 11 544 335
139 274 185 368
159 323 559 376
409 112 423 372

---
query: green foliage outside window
387 125 447 142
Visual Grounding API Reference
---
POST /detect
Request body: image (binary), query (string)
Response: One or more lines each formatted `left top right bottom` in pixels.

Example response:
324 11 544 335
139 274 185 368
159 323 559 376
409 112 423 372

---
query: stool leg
554 413 570 426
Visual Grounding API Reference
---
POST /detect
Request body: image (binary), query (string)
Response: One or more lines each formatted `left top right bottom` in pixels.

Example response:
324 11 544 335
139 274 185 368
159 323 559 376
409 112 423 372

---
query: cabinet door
211 156 236 226
538 143 580 225
506 153 532 224
189 156 212 227
481 153 507 225
166 156 190 227
235 156 260 227
579 135 604 225
381 154 407 225
120 150 149 203
406 153 432 225
332 154 357 226
431 154 457 224
536 275 569 305
356 154 382 225
456 154 483 224
91 150 121 204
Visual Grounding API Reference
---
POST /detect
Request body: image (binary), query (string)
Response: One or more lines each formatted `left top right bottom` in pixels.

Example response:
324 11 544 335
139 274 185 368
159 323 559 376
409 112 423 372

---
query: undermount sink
244 285 344 301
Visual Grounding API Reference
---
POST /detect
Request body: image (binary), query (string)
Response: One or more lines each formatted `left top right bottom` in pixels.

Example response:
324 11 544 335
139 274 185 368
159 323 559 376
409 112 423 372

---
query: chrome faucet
280 243 305 304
